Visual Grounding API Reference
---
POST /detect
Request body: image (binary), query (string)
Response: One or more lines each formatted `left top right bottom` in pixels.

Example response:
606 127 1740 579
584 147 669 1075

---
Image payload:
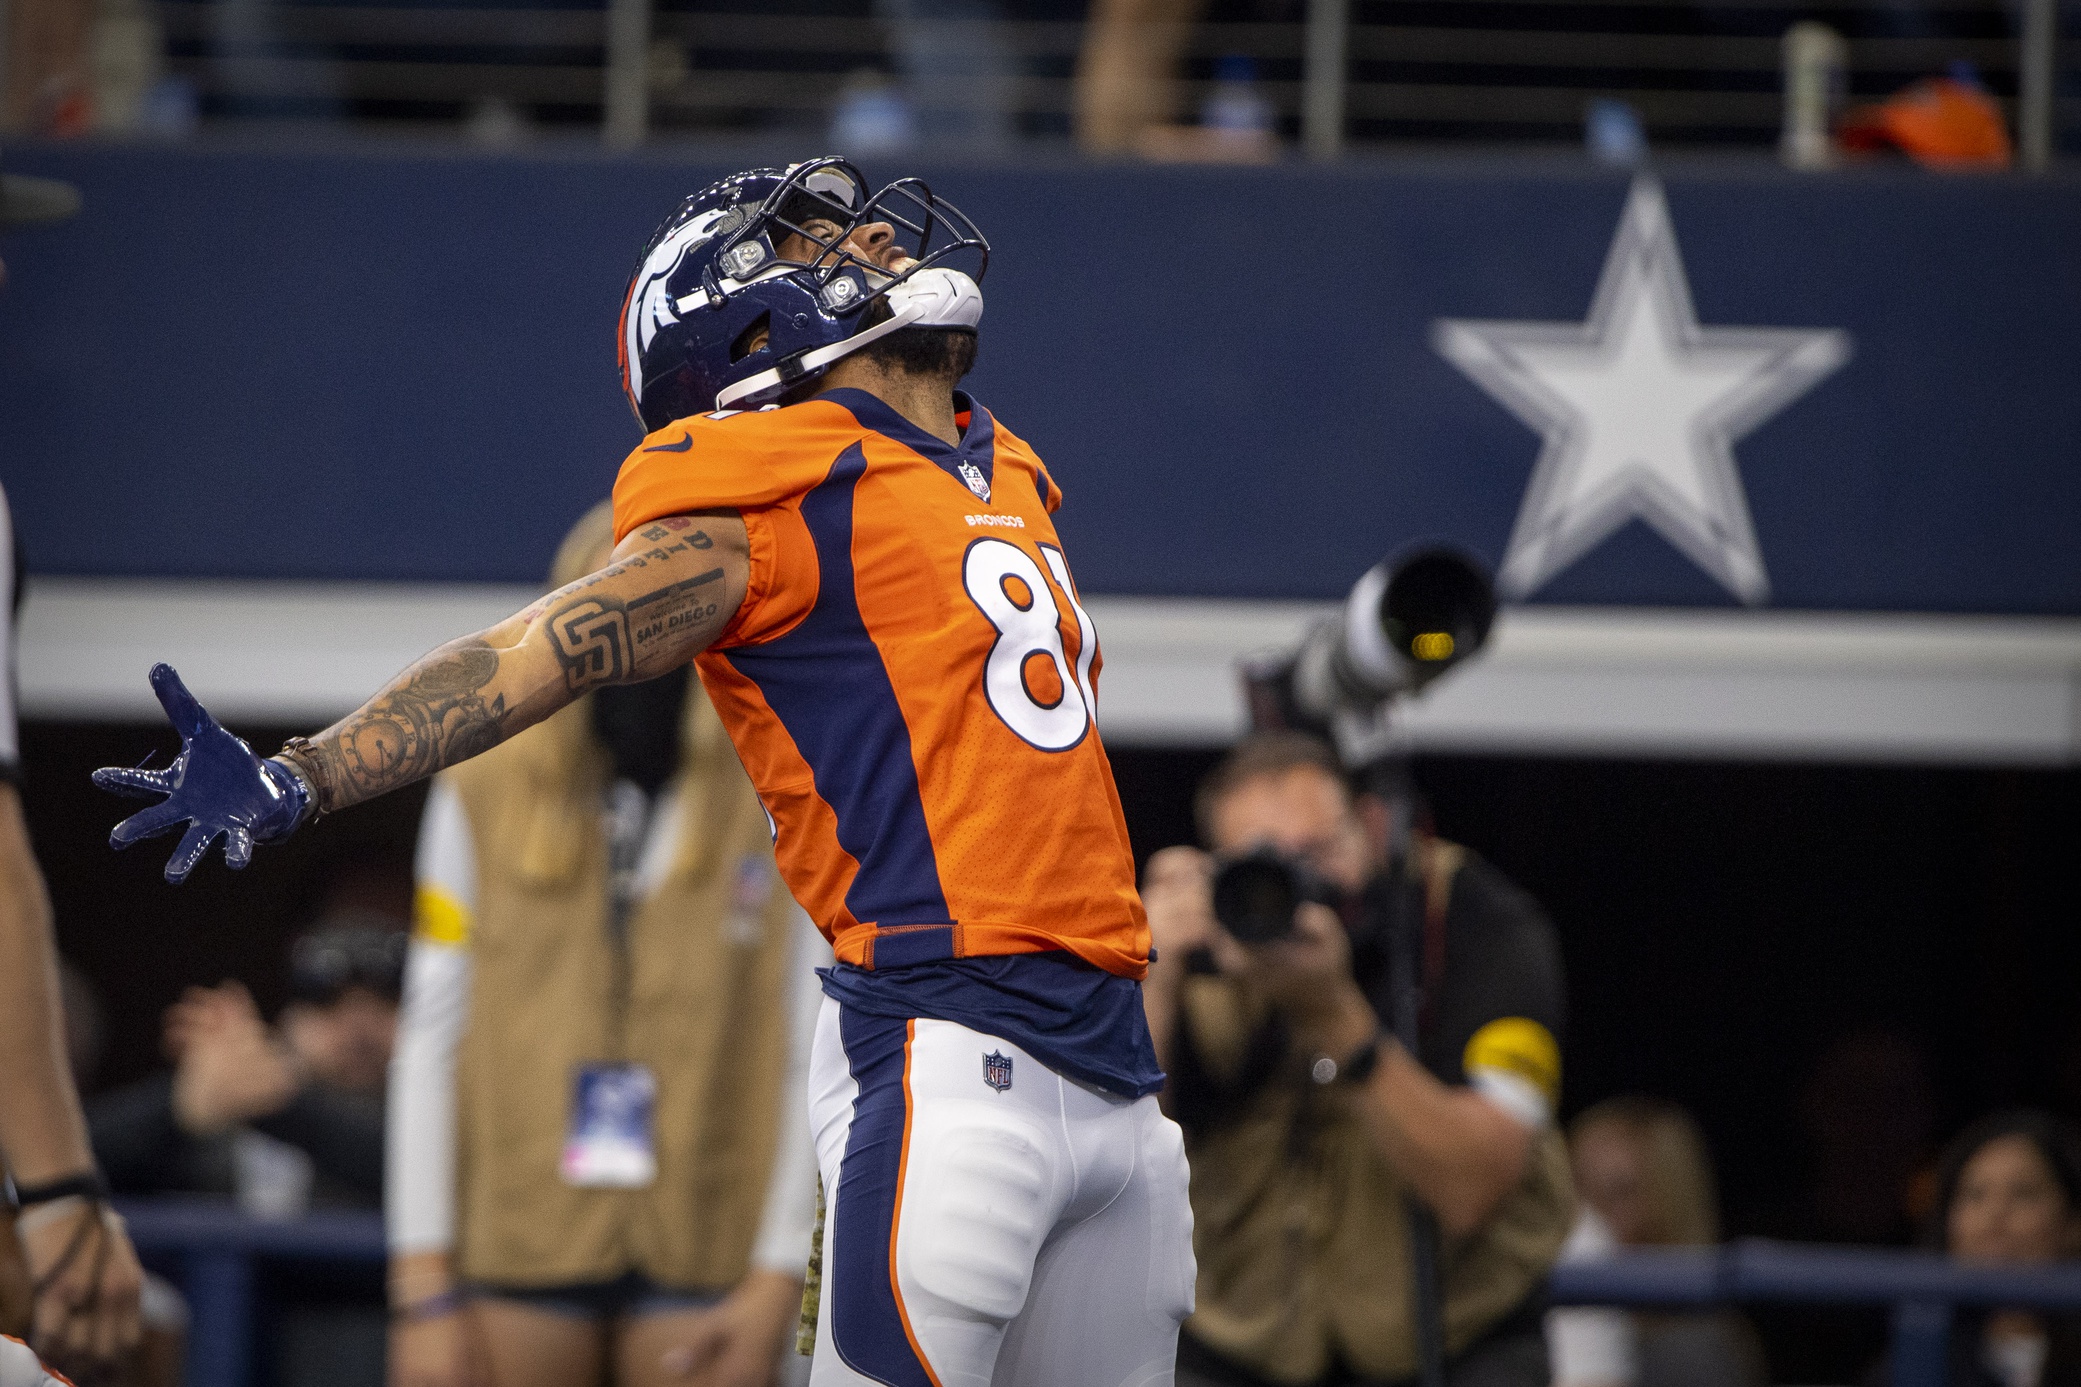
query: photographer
1143 732 1573 1387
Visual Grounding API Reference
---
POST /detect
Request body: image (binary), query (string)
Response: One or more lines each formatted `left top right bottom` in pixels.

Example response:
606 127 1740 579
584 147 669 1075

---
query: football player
96 159 1195 1386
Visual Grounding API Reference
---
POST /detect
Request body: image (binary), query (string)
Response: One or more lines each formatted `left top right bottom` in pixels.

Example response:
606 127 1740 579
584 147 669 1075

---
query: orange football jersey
613 388 1149 980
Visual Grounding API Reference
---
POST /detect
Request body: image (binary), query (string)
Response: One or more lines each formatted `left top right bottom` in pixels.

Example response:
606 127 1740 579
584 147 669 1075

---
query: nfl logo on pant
983 1050 1014 1092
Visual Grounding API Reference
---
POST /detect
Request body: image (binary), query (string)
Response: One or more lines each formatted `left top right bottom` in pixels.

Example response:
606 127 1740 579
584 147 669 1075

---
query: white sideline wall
19 578 2081 765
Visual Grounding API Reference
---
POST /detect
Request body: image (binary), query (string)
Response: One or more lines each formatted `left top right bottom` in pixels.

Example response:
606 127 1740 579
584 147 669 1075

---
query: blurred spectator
873 0 1014 148
829 68 919 155
1585 99 1649 167
90 0 168 135
2 159 146 1383
1863 1111 2081 1387
3 0 175 136
1077 3 1287 160
1135 52 1278 162
1074 0 1200 151
385 503 820 1387
1836 67 2015 168
1144 733 1572 1387
1548 1097 1765 1387
89 914 403 1214
2 0 93 133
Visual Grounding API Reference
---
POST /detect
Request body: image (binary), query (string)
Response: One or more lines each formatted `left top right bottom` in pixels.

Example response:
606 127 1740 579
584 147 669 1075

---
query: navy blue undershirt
817 951 1166 1100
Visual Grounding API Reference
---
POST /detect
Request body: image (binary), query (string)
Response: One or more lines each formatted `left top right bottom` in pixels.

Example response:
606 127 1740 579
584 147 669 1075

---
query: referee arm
1 778 145 1367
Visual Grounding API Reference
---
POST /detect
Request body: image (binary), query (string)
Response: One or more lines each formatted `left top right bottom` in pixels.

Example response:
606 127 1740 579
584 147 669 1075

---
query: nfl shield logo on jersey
983 1050 1014 1092
959 460 991 503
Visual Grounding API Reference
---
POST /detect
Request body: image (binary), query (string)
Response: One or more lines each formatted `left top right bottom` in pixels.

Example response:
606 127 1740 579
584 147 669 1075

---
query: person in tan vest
1140 732 1575 1387
384 502 825 1387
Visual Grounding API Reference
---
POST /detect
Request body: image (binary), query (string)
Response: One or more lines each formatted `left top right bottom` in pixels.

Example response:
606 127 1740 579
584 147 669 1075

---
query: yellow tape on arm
1462 1016 1561 1107
413 884 473 948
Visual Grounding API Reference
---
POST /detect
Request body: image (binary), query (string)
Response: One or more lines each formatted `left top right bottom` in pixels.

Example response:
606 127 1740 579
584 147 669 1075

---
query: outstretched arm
96 513 747 881
281 513 747 814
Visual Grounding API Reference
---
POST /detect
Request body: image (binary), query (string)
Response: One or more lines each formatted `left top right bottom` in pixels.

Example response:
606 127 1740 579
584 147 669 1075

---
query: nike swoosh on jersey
644 434 695 452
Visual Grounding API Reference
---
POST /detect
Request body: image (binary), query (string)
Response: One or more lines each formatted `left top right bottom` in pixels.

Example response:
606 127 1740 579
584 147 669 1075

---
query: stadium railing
122 1199 384 1387
149 0 2075 155
118 1197 2081 1387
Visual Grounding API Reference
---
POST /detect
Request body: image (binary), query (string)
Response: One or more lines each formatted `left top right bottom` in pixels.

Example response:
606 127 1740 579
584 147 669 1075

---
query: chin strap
715 268 983 411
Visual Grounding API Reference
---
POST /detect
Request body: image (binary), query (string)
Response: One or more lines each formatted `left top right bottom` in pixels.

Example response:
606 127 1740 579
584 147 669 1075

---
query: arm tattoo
546 568 724 691
512 536 710 625
282 540 733 813
289 641 507 813
642 519 710 547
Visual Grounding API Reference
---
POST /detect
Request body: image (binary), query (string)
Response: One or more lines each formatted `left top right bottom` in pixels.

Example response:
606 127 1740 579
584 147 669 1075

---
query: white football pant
806 998 1196 1387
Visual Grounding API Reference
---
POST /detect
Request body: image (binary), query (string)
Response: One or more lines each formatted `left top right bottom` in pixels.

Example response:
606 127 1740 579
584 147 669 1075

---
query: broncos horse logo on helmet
618 157 989 432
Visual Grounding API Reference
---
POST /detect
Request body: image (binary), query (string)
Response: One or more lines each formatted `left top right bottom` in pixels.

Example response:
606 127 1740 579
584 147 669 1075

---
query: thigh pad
900 1106 1058 1327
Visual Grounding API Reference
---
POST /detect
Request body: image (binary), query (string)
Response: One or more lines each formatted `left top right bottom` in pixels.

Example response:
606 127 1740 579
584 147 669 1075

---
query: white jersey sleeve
751 905 830 1277
385 779 476 1255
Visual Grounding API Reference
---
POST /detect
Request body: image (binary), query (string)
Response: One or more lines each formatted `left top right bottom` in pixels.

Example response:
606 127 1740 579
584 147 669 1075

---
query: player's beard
857 325 978 381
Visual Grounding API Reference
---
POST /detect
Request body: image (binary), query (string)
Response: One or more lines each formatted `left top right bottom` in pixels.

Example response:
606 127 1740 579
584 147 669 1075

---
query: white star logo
1433 178 1851 605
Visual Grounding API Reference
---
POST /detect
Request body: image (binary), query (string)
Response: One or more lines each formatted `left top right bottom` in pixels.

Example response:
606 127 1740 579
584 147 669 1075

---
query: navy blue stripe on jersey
725 442 953 937
821 951 1167 1100
872 923 959 969
830 1008 936 1387
823 387 996 502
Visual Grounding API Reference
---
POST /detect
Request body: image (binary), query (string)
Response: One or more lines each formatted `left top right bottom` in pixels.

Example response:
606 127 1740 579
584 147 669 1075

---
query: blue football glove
92 663 313 884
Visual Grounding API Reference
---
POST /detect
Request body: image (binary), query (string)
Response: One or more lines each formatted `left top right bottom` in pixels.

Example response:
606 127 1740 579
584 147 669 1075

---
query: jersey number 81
962 538 1098 752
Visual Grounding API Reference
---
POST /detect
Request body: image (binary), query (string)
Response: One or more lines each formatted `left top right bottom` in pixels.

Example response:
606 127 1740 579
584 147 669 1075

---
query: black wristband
9 1170 109 1209
274 739 332 818
1341 1030 1387 1085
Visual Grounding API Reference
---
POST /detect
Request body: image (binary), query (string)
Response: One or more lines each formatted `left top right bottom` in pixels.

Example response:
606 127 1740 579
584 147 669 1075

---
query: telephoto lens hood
1241 547 1496 737
1293 546 1496 722
1210 846 1339 945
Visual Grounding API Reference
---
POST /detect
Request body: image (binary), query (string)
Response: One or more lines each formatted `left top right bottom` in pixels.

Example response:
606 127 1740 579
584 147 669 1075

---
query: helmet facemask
619 158 990 428
706 158 989 319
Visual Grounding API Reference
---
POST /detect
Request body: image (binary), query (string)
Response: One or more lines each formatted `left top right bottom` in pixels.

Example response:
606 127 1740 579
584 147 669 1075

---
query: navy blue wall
1 144 2076 612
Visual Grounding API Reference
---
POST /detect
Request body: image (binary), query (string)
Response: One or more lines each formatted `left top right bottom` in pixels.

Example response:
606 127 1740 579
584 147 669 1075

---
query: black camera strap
1379 791 1449 1387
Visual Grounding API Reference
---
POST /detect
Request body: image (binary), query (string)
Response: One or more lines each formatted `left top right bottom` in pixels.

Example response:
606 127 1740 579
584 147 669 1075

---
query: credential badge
983 1050 1014 1092
958 461 991 504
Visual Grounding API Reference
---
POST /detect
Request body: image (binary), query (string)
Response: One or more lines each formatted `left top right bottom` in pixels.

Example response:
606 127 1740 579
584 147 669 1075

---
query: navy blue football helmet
619 157 989 431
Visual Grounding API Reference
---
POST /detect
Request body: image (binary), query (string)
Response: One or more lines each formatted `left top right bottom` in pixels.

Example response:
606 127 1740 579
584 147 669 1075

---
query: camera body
1210 846 1342 945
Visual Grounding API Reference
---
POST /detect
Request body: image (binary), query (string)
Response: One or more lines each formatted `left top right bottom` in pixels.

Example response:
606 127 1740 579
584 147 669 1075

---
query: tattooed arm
277 513 747 814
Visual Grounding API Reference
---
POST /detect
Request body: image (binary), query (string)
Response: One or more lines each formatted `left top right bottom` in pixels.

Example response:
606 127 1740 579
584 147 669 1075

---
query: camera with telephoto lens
1243 547 1496 734
1210 846 1342 945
